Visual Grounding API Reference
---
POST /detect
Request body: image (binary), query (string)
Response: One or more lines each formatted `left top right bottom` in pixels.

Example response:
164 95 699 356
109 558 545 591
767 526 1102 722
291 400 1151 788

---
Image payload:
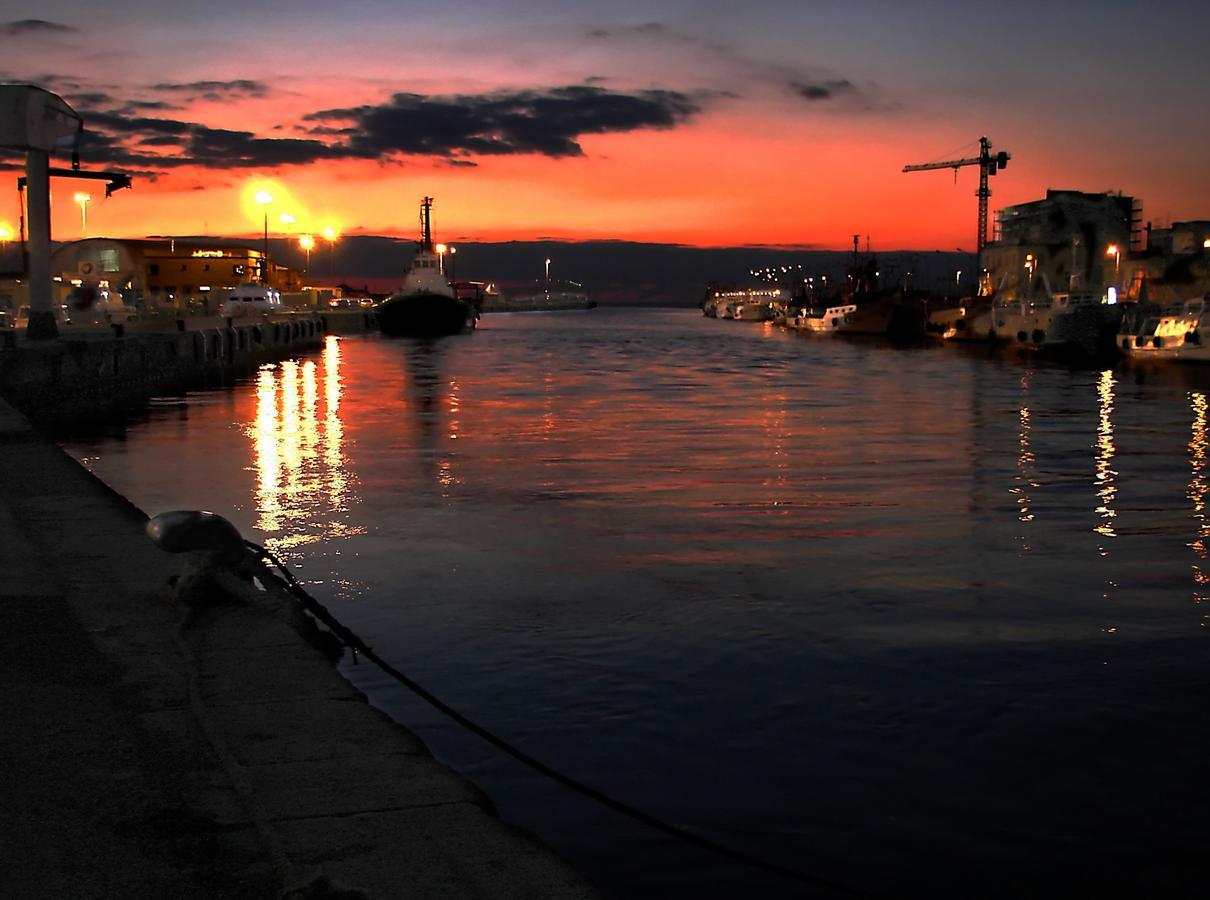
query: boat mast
420 196 435 251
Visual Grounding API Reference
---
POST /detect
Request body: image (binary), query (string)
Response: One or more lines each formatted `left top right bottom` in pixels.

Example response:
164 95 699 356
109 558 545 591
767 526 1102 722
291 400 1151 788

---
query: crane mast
903 136 1010 268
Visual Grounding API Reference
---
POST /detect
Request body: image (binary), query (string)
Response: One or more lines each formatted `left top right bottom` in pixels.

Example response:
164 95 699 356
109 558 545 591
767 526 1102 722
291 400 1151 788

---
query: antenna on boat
420 196 435 251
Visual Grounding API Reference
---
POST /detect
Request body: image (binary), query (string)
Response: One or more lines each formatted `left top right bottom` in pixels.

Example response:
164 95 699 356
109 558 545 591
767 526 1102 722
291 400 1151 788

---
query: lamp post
1106 244 1121 284
322 226 339 279
255 190 273 285
73 192 90 235
448 245 456 282
544 257 551 285
299 233 315 275
435 243 447 275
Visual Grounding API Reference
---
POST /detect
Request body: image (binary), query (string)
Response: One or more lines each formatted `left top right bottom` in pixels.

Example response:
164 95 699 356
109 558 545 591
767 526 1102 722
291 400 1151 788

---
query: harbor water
63 308 1210 898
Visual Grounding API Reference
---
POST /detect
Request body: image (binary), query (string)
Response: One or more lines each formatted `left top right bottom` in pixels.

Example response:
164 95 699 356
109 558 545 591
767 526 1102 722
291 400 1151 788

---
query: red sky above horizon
4 1 1209 252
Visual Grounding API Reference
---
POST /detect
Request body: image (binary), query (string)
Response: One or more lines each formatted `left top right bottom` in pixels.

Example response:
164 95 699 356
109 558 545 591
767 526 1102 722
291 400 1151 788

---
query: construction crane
903 136 1010 265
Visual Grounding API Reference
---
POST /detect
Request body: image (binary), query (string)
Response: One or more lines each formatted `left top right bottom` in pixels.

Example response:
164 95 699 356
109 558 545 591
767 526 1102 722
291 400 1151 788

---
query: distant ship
376 197 475 337
494 278 595 311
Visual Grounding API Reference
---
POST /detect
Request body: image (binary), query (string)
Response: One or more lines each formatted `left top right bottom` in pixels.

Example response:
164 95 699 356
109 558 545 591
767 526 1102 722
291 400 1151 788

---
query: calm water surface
65 309 1210 898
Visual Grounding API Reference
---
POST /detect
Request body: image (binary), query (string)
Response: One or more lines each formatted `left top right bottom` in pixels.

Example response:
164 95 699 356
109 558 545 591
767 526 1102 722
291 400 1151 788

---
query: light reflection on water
63 311 1210 900
249 336 364 553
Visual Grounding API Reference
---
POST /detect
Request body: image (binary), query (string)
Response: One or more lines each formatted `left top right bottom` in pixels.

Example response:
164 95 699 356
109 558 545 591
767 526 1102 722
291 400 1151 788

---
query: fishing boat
376 197 475 337
1119 297 1203 358
793 303 857 333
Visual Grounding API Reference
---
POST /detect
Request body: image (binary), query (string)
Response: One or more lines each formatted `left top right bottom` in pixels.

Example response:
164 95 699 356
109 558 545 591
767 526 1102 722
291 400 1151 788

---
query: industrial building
983 190 1142 301
48 238 304 314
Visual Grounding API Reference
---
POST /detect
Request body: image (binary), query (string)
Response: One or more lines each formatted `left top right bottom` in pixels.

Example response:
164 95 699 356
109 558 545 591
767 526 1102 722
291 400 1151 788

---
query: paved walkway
0 396 597 898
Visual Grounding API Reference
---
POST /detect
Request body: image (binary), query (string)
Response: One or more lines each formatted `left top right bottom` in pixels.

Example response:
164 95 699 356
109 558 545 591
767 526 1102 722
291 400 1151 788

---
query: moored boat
376 197 475 337
793 303 857 333
1119 297 1203 358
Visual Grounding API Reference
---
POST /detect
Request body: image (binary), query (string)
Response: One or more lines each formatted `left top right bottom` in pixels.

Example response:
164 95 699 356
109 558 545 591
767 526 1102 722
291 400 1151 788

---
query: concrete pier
0 310 377 428
0 394 598 897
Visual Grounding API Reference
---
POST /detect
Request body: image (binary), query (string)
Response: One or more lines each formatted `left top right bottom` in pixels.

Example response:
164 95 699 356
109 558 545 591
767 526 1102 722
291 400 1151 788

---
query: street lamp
255 190 273 285
322 226 339 278
448 245 456 282
435 243 447 274
1106 244 1121 284
544 257 551 284
299 233 315 274
279 212 295 234
73 192 90 235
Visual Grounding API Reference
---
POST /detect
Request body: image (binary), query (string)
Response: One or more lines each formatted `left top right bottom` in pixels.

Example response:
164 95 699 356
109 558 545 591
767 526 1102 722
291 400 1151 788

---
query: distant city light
255 191 273 205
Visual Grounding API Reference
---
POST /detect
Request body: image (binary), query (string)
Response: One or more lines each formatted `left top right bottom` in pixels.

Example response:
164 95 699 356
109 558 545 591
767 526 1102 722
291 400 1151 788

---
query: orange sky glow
4 1 1210 253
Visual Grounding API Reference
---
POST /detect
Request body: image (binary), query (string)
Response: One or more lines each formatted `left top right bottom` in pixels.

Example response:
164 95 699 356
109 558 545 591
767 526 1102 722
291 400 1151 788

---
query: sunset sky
2 0 1208 251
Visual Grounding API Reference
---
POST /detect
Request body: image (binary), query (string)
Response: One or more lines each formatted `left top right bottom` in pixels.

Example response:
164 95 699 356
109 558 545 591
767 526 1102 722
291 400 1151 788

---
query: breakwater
0 309 376 427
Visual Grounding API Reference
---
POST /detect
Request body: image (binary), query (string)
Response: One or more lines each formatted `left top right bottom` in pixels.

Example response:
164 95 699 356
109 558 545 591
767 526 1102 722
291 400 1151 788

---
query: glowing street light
73 192 91 235
0 222 12 246
435 242 447 274
448 245 457 282
544 257 551 283
299 233 315 274
279 212 296 234
322 226 339 278
1106 243 1121 281
255 190 273 285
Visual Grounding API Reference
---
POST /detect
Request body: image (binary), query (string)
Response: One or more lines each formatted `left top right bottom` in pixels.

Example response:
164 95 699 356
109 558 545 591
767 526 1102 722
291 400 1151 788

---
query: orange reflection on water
249 335 363 553
1093 369 1117 540
1187 392 1209 603
1010 373 1037 534
439 377 462 492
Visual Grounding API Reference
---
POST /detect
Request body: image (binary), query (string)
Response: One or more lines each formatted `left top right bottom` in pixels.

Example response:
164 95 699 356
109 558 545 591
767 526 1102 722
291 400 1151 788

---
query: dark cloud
28 84 697 174
307 86 699 158
589 22 666 39
791 79 856 101
0 20 75 37
150 79 269 101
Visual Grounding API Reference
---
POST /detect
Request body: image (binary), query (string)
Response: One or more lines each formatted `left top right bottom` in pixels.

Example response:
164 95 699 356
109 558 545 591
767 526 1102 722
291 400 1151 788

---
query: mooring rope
247 540 898 900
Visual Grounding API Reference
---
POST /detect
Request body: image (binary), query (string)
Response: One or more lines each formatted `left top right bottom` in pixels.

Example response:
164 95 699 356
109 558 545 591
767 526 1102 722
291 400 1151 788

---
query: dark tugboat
376 196 475 336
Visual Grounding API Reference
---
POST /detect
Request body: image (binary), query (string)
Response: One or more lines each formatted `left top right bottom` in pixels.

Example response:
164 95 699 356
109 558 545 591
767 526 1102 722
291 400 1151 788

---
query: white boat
992 296 1054 349
703 286 782 319
503 279 595 311
1119 297 1203 358
1173 296 1210 364
793 303 857 333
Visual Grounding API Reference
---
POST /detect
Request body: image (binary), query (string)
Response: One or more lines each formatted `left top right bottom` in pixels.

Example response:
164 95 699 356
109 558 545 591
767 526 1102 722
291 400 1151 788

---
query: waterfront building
983 190 1141 300
49 237 303 314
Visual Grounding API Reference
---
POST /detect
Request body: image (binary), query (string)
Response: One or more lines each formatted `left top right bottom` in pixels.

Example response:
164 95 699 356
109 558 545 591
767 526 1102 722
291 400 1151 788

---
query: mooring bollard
147 509 250 606
147 509 246 563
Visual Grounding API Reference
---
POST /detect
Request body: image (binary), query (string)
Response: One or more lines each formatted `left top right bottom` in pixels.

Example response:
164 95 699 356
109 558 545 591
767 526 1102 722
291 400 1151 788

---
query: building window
100 249 120 272
233 264 245 276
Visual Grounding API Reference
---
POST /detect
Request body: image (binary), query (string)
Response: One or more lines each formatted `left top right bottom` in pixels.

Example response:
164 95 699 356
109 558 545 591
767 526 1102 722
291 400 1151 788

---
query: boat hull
376 293 474 337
